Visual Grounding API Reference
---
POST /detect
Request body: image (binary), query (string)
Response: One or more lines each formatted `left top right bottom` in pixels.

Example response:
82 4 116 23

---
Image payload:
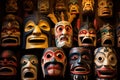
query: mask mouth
103 39 113 46
97 68 115 78
2 37 18 44
60 35 69 42
24 71 34 78
28 37 46 44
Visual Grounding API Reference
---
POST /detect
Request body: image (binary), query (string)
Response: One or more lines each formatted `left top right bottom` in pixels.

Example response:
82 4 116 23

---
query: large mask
54 21 73 48
41 47 67 78
116 23 120 47
68 0 80 15
78 22 96 47
100 23 114 47
98 0 113 17
0 50 17 76
94 47 117 79
1 14 21 47
21 54 38 80
69 47 92 80
38 0 49 14
82 0 94 14
23 15 51 49
5 0 18 13
23 0 34 12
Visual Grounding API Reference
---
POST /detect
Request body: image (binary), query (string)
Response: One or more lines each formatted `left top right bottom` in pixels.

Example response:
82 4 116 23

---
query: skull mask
41 47 67 78
100 23 114 47
94 47 117 79
98 0 113 17
22 14 51 49
54 21 73 48
69 47 92 80
0 50 17 76
78 22 96 47
1 14 21 47
21 54 38 80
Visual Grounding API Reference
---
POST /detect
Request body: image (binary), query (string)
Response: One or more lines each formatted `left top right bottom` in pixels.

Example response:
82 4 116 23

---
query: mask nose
32 25 42 36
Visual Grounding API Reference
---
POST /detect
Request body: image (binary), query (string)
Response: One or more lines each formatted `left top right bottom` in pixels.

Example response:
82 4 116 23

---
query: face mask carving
98 0 113 17
100 23 114 47
0 50 17 76
68 0 80 15
23 15 51 49
38 0 49 14
1 14 21 47
54 21 73 48
94 47 117 79
69 47 92 80
116 24 120 47
55 0 66 11
5 0 18 13
21 55 38 80
41 47 67 78
82 0 94 13
23 0 34 12
78 22 96 47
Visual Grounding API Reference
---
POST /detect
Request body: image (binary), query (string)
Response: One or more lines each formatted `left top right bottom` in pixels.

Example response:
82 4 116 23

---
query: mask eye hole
46 54 52 58
56 53 63 59
71 54 78 60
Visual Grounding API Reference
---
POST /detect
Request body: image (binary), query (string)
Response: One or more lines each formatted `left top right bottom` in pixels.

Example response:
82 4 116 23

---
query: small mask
23 0 34 12
5 0 18 13
0 50 17 76
82 0 94 13
23 15 51 49
54 21 73 48
78 22 96 47
41 47 67 78
1 14 21 47
98 0 113 17
94 47 117 79
116 24 120 47
100 23 114 47
55 0 66 11
69 47 92 80
68 0 80 14
38 0 49 14
21 54 38 80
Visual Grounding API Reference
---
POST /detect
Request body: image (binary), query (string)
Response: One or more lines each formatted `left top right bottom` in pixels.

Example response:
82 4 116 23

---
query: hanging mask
94 47 117 79
38 0 49 14
54 21 73 48
23 14 51 49
100 23 114 47
55 0 66 11
78 22 96 47
23 0 34 12
82 0 94 14
5 0 18 13
98 0 113 17
1 14 21 47
41 47 67 78
116 23 120 47
0 50 17 76
68 0 80 15
69 47 92 80
21 54 38 80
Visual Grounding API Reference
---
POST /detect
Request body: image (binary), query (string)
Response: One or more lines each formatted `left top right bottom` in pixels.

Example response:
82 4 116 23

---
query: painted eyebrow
95 52 105 56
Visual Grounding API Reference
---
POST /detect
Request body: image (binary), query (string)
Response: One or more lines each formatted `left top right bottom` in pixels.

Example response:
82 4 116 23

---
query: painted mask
23 15 51 49
23 0 34 12
0 50 17 76
1 14 21 47
5 0 18 13
94 47 117 79
54 21 73 48
38 0 49 14
116 23 120 47
82 0 94 13
55 0 66 11
68 0 80 14
98 0 113 17
69 47 92 80
41 47 67 78
100 23 114 47
21 55 38 80
78 22 96 47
